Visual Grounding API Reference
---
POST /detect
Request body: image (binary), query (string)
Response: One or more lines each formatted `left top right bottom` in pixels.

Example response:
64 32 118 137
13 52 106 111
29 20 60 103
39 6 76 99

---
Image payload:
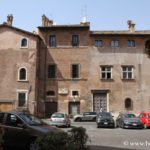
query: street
63 121 150 150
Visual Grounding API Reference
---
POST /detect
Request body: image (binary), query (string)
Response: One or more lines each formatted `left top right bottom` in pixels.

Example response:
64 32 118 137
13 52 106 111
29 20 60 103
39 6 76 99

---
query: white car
73 112 97 122
50 112 71 127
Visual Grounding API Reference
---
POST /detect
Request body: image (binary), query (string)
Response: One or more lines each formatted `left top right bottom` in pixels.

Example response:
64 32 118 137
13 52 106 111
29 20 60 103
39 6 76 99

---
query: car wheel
29 139 40 150
97 124 100 128
93 117 96 122
121 122 124 129
75 117 81 122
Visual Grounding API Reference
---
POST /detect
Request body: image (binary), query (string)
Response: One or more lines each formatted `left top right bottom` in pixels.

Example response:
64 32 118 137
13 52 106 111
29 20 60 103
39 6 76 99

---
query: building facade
0 15 39 114
1 15 150 117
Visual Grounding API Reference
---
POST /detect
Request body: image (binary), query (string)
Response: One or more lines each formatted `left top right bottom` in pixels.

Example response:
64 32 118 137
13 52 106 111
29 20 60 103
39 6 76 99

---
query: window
0 113 4 123
21 38 28 48
125 98 133 110
72 35 79 47
49 35 56 47
18 67 27 81
48 64 56 78
122 66 134 79
101 66 112 79
17 91 28 107
72 90 79 96
95 40 103 47
47 91 55 96
5 114 23 127
111 40 119 48
71 64 80 78
127 40 135 47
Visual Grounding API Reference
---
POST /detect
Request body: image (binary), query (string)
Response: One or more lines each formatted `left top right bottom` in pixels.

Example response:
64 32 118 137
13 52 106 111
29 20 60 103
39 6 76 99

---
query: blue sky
0 0 150 32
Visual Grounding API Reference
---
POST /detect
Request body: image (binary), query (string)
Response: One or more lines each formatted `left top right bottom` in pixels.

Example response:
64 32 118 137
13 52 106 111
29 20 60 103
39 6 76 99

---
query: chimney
127 20 135 32
42 14 53 27
7 14 13 26
80 17 90 26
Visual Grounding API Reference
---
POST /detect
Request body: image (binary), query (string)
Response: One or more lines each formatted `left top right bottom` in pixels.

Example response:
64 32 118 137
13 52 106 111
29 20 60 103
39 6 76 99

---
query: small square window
95 40 103 47
127 40 135 47
101 66 112 79
72 90 79 96
111 40 119 48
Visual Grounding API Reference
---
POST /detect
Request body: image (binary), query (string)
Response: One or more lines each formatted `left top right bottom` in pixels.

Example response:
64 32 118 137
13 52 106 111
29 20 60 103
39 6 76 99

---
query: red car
139 112 150 128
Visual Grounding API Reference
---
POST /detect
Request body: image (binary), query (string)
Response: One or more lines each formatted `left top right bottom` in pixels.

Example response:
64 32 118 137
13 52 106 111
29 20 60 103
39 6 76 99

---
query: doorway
93 92 107 112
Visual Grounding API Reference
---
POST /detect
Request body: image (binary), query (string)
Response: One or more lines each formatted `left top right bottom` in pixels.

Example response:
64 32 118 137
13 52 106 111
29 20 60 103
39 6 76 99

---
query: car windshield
124 114 136 118
20 114 43 126
51 113 64 118
99 112 111 117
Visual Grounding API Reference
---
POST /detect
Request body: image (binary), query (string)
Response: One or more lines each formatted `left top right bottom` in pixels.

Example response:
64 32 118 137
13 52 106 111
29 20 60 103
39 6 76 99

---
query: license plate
104 122 108 125
133 123 137 126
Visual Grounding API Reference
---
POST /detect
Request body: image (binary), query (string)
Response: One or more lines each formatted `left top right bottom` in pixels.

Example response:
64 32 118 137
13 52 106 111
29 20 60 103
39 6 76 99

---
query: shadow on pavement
89 145 135 150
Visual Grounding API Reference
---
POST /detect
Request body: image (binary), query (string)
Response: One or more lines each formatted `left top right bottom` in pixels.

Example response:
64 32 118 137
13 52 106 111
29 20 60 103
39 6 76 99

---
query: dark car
116 112 144 129
96 111 115 128
73 112 97 122
0 111 61 150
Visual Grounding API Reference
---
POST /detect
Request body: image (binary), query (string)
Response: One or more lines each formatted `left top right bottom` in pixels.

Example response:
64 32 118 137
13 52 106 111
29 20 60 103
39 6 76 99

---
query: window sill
100 79 114 82
17 80 28 82
121 78 135 81
20 47 28 49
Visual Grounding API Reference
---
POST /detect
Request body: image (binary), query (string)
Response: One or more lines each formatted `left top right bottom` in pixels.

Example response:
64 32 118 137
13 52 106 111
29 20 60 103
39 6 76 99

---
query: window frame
72 34 79 47
95 40 103 47
49 35 56 47
18 67 28 81
46 90 55 97
17 90 28 108
20 38 28 48
121 66 134 80
48 64 57 79
111 40 119 48
71 64 80 79
125 98 133 110
127 40 135 47
100 66 112 80
71 90 80 97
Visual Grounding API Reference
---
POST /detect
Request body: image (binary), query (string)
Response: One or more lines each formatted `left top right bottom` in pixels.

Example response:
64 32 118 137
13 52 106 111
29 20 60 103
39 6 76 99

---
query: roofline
38 24 90 29
90 30 150 35
0 23 39 38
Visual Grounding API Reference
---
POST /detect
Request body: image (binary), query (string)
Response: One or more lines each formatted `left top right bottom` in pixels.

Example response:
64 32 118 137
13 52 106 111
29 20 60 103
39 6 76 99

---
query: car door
3 113 30 147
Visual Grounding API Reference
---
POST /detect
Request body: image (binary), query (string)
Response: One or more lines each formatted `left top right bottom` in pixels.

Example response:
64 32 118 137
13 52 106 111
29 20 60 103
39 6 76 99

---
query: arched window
21 38 28 48
125 98 133 110
18 67 27 81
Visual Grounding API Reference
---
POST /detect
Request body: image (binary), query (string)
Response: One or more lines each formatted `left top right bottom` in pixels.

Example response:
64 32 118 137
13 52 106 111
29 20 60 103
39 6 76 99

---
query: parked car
0 111 62 150
73 112 97 122
49 112 71 127
139 111 150 128
116 112 144 129
96 111 115 128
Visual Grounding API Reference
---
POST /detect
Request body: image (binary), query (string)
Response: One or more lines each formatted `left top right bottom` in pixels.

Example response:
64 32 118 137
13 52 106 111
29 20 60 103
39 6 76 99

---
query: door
69 102 80 115
45 102 58 118
93 93 107 112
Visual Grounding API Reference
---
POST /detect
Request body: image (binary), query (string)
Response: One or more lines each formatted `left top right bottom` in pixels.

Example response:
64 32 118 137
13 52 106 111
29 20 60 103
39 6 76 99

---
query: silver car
50 112 71 127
